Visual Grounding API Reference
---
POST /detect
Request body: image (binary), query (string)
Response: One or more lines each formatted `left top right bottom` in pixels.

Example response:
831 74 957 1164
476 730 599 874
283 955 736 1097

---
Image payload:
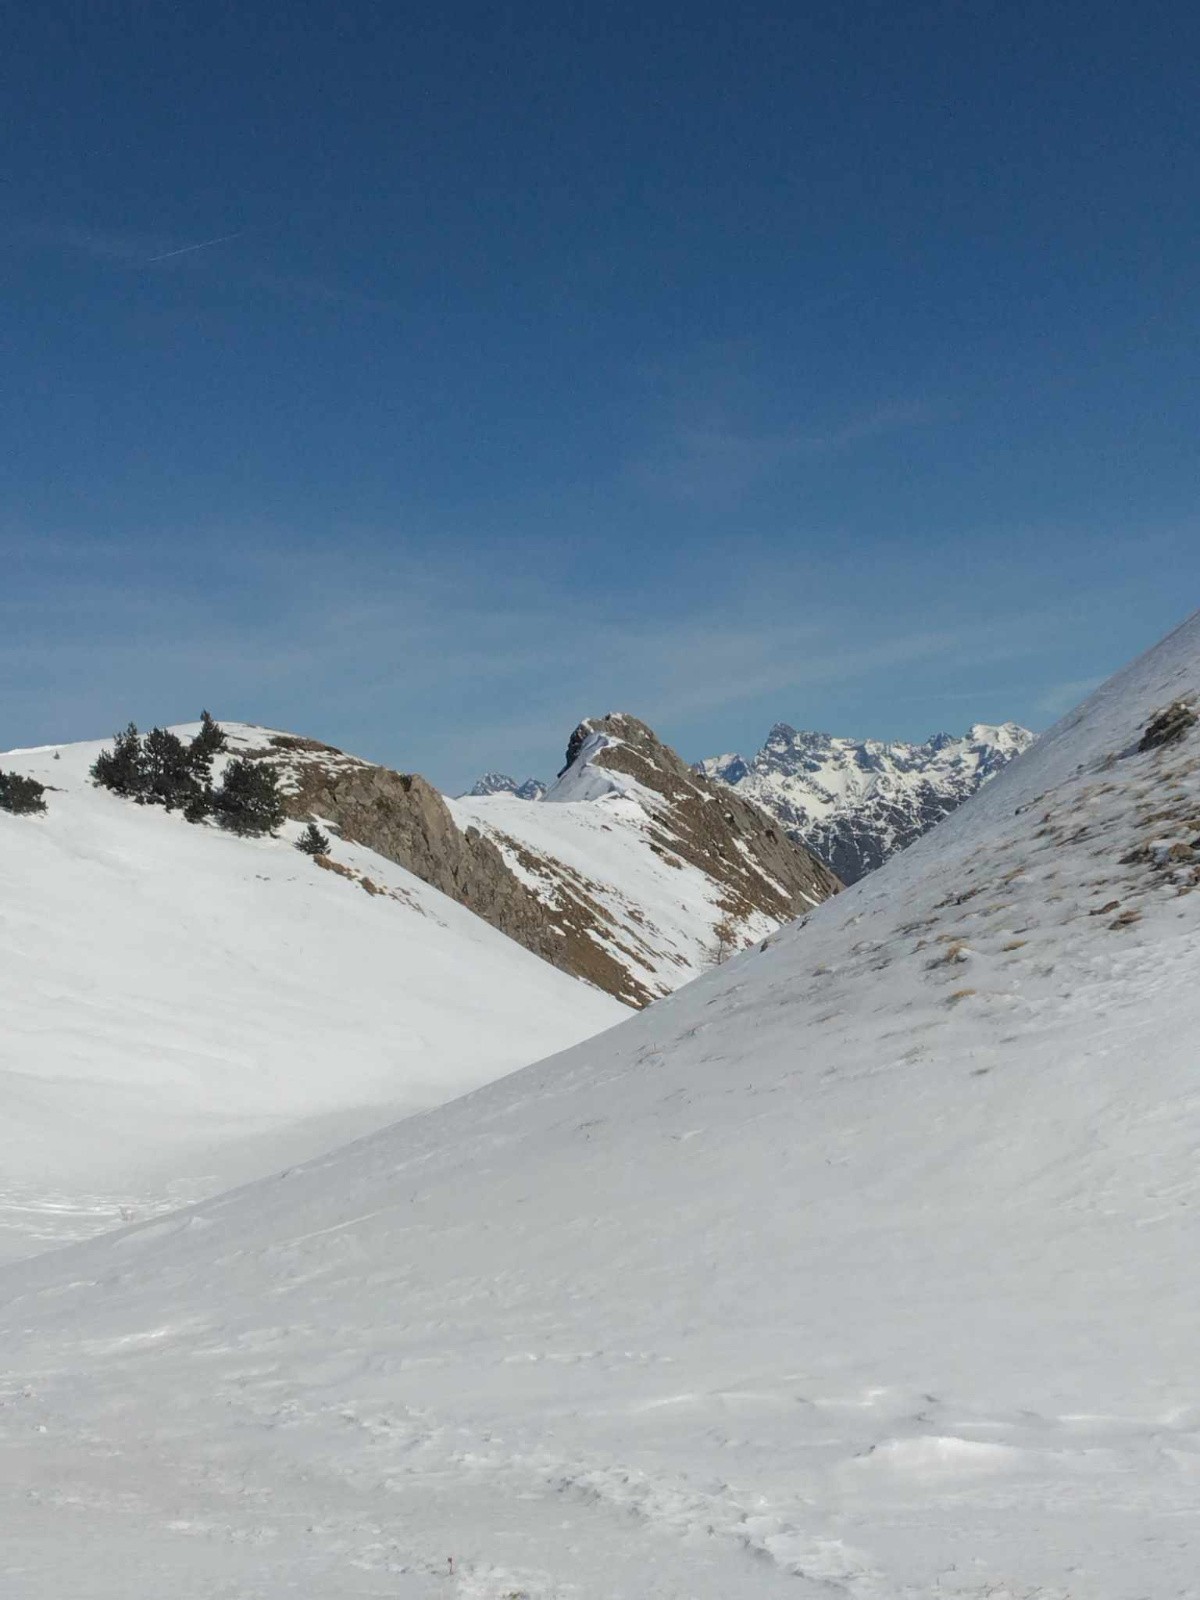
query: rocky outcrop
450 713 840 1008
1139 701 1197 752
559 713 840 924
247 718 840 1009
248 736 567 972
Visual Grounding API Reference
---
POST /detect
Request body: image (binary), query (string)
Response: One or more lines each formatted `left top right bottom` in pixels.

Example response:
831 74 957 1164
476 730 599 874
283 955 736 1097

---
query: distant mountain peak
465 772 547 801
454 709 840 1006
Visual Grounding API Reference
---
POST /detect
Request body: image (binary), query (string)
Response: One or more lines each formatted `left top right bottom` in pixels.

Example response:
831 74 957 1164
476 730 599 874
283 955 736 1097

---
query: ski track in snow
3 621 1200 1595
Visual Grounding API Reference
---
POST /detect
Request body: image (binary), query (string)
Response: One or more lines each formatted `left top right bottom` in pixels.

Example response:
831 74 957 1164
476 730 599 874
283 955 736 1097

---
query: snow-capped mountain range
467 772 548 801
3 618 1197 1597
700 720 1034 882
468 721 1035 885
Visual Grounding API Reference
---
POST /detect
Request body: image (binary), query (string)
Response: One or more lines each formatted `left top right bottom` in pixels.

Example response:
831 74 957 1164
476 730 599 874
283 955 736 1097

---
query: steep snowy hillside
450 712 839 1005
701 720 1033 882
2 617 1198 1598
0 724 622 1262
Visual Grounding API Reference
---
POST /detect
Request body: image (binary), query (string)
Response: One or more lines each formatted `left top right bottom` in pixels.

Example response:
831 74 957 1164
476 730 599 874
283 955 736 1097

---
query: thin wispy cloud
628 397 940 504
143 229 246 265
16 219 392 313
0 526 1074 788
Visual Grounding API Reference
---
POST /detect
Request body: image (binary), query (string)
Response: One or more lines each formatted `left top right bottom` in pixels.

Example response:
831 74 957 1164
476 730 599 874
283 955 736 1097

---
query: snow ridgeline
0 617 1198 1595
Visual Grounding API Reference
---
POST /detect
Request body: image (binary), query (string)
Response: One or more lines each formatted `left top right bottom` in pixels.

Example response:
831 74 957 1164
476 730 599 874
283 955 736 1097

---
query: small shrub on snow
296 821 331 856
0 769 47 815
710 915 740 964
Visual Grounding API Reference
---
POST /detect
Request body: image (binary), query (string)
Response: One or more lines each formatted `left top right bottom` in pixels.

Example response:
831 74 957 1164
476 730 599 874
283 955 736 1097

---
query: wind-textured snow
2 622 1200 1598
0 725 621 1263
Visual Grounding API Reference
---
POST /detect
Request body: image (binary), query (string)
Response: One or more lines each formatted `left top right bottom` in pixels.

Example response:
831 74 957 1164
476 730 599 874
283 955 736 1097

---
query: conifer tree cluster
0 769 47 815
90 713 284 837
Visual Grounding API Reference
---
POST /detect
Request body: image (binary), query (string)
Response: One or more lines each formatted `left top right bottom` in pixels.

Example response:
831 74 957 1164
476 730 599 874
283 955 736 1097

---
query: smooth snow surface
0 726 622 1261
3 619 1200 1598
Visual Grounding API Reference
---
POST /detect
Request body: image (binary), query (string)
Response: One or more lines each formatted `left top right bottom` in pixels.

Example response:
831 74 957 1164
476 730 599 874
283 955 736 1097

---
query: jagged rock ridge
700 720 1034 883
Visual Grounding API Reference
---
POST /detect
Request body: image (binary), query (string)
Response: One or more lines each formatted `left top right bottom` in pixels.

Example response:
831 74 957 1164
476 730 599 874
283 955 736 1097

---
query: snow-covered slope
2 620 1199 1598
701 721 1034 882
450 712 838 1005
0 724 622 1262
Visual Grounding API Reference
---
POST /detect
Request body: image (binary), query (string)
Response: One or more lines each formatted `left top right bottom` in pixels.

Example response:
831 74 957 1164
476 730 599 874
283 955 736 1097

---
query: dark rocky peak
758 724 837 773
468 772 520 796
559 711 656 776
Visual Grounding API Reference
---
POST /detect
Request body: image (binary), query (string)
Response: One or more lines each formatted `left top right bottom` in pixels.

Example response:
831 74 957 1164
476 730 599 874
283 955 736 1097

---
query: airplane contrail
143 229 245 264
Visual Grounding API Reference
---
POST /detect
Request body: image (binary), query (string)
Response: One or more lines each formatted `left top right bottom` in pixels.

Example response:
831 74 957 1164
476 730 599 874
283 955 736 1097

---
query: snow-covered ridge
2 621 1197 1595
700 718 1034 881
450 712 839 1005
0 722 622 1262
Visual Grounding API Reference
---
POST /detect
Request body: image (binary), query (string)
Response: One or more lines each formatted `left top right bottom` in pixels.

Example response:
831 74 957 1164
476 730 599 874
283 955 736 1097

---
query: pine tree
142 726 202 811
188 710 228 776
183 788 213 825
212 758 285 837
91 723 148 798
296 820 331 855
0 769 47 815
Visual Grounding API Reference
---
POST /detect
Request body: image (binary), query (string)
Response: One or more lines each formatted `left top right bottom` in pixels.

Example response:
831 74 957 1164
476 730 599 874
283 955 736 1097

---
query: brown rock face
252 737 566 971
246 716 839 1008
562 713 840 923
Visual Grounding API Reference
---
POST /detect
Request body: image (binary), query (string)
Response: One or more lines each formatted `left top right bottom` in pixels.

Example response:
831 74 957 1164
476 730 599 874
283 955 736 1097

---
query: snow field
0 726 623 1260
2 618 1200 1596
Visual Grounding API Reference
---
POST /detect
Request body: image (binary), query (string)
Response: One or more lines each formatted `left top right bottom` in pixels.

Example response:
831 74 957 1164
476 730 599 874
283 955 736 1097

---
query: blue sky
3 1 1197 789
